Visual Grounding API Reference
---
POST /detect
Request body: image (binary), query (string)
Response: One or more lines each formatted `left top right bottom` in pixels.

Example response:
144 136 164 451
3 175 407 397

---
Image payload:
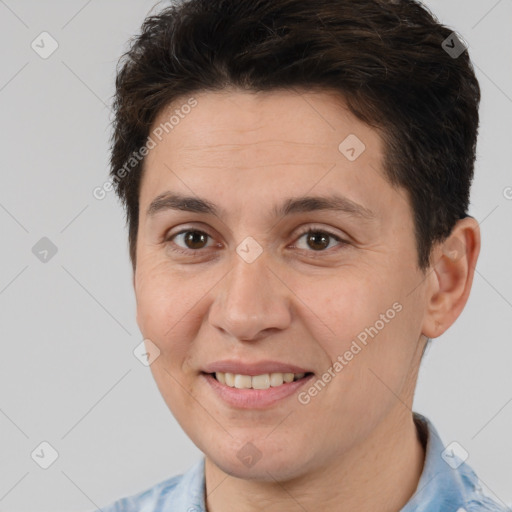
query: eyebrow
146 192 376 221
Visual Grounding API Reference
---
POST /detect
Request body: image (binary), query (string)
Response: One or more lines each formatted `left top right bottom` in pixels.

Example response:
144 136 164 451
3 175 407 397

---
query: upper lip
202 360 312 376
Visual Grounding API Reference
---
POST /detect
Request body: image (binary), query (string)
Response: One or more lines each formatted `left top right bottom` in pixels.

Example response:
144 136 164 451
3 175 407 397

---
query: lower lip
202 372 314 409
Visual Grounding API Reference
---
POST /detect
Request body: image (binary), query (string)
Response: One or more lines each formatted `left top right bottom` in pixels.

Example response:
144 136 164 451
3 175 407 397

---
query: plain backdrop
0 0 511 510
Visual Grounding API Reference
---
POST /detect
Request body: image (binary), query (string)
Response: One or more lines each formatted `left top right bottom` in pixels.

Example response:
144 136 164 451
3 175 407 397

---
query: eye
165 229 216 255
292 226 348 254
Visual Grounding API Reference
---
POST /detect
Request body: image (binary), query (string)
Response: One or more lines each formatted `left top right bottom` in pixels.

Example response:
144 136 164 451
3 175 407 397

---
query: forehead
139 88 406 225
147 88 382 162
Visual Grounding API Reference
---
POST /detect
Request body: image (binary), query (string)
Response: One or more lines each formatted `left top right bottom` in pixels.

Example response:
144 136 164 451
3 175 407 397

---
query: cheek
295 265 399 346
301 264 419 390
135 259 197 350
135 261 201 411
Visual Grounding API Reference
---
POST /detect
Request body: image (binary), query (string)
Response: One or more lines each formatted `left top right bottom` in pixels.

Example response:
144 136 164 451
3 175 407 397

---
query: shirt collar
400 412 504 511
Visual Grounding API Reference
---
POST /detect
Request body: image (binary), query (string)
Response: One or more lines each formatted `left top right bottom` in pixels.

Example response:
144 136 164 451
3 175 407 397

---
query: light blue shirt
96 413 509 511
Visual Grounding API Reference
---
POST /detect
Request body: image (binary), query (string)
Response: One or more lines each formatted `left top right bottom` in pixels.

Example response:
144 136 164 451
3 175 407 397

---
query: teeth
234 374 252 389
252 374 270 389
270 373 284 386
225 372 235 387
214 371 307 389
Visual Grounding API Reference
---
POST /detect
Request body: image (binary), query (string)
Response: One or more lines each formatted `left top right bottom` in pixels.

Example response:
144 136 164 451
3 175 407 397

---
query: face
134 88 430 481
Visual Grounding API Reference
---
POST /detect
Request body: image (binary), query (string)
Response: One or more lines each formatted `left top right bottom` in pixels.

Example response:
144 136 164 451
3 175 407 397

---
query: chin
206 446 311 483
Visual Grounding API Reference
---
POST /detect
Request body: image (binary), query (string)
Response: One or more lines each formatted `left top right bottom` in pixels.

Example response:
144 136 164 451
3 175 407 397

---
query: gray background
0 0 511 510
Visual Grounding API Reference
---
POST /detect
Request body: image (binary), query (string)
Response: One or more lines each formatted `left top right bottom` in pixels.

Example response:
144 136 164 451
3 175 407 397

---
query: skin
133 88 480 512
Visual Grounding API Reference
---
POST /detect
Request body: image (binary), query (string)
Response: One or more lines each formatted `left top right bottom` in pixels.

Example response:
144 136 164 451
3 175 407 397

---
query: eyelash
164 225 348 257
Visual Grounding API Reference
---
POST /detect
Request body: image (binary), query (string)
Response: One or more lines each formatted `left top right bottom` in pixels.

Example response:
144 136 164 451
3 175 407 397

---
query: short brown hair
109 0 480 272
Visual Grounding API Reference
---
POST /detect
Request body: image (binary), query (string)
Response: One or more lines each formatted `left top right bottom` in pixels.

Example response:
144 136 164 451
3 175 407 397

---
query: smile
213 371 310 389
202 371 315 409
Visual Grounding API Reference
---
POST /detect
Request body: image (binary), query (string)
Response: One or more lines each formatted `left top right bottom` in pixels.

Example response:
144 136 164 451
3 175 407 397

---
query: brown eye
181 231 209 250
304 232 331 251
165 229 214 254
299 229 343 252
294 227 346 253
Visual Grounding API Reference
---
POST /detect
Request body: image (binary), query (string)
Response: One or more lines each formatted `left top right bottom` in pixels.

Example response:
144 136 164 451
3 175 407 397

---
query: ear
421 216 481 339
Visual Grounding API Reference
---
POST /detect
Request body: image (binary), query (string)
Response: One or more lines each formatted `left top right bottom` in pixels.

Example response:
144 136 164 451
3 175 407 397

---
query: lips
200 359 315 408
202 371 315 408
202 359 312 376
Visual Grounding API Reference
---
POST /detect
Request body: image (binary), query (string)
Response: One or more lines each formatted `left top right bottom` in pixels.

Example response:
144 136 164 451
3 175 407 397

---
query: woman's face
134 88 430 481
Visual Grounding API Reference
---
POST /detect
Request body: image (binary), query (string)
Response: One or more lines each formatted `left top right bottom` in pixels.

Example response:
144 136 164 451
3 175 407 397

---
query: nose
208 252 292 342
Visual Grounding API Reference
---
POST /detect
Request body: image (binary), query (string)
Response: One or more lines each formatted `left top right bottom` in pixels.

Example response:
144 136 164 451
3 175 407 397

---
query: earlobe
421 217 481 339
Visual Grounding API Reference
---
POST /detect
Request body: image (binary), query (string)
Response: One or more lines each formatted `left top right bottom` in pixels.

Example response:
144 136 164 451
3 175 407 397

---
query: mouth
204 371 314 390
201 370 315 409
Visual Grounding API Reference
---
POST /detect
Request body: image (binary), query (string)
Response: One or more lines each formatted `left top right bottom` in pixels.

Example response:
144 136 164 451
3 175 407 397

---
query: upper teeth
215 372 306 389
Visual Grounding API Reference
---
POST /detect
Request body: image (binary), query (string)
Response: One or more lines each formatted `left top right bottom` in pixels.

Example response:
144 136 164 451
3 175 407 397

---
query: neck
204 409 426 512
